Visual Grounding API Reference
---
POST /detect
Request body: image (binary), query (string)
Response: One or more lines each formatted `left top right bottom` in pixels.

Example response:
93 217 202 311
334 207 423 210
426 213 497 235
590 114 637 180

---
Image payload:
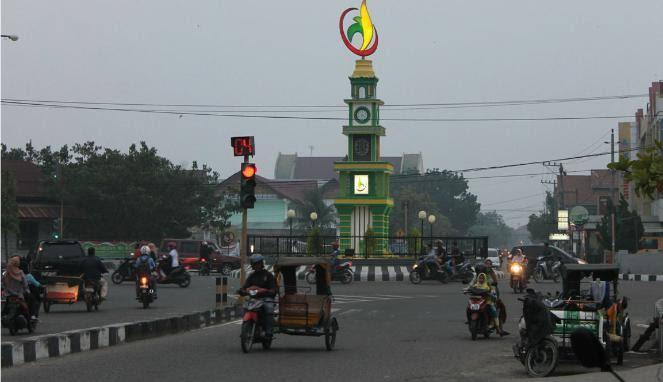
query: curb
1 304 242 368
620 273 663 282
230 265 506 282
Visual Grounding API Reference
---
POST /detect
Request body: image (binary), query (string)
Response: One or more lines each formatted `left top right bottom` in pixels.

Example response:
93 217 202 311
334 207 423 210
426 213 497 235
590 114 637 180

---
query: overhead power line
1 93 646 109
1 100 635 123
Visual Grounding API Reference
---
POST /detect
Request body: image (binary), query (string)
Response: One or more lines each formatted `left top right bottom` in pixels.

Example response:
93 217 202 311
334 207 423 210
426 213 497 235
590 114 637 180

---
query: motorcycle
533 257 561 283
199 258 211 276
443 260 475 284
239 289 273 353
306 261 353 284
136 272 155 309
1 296 36 335
111 256 136 284
83 280 102 312
510 262 527 294
465 287 499 340
409 259 448 284
513 291 560 378
157 255 191 288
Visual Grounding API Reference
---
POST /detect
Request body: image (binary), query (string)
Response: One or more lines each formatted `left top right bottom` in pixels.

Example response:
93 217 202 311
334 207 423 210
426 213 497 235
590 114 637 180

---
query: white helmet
140 245 150 255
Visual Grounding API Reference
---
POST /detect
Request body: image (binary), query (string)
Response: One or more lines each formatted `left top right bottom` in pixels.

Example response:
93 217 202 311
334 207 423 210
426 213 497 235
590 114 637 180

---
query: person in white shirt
166 242 179 275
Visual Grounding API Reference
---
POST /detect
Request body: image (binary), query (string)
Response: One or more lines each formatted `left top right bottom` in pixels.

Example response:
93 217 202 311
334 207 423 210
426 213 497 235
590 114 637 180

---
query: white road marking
202 319 242 330
336 308 362 316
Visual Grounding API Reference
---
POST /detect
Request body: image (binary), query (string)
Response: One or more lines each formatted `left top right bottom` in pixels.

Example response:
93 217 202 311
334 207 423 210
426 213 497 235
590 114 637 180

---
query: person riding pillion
134 245 157 298
471 273 509 336
79 247 109 300
240 254 277 339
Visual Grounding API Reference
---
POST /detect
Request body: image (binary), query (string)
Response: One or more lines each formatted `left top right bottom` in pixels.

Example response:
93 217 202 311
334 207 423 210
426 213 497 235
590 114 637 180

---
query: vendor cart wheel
240 321 255 353
525 338 559 378
325 318 338 351
111 271 124 285
43 301 51 313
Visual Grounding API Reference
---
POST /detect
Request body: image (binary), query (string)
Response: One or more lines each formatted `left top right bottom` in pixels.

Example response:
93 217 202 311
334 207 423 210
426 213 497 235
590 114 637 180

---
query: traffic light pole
239 154 249 298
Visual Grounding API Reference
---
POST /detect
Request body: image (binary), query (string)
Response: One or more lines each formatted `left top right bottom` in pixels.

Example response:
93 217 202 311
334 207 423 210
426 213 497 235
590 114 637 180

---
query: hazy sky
2 0 662 228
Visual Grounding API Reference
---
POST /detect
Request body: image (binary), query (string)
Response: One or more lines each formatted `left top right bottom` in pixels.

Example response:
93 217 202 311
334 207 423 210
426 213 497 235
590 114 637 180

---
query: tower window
358 86 366 99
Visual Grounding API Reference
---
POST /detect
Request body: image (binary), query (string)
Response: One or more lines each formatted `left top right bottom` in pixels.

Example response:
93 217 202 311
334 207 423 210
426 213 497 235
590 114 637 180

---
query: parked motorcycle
239 289 272 353
1 296 36 335
199 258 211 276
83 280 102 312
465 287 499 340
157 255 191 288
306 262 353 284
409 259 448 284
136 272 155 309
533 257 561 283
513 291 560 378
510 262 527 294
111 256 136 284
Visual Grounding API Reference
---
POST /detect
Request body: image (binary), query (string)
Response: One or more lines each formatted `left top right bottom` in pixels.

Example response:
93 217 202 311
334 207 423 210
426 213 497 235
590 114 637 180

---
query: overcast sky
2 0 662 228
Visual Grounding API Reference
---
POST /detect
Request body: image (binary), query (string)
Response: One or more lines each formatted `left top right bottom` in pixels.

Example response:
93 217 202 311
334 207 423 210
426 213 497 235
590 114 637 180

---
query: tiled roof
2 160 50 200
291 156 403 180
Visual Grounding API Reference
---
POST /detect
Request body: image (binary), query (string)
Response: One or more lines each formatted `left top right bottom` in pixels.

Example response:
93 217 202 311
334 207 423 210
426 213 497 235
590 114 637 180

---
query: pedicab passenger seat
279 293 329 328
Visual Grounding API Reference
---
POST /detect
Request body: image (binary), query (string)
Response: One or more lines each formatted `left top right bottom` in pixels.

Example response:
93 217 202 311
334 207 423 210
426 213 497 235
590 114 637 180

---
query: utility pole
403 200 408 235
610 128 616 262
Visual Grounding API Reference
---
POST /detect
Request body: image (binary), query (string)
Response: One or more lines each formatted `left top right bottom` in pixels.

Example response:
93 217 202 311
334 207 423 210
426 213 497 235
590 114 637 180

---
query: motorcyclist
162 241 179 277
199 241 212 262
80 247 109 300
511 248 529 286
423 244 441 276
471 273 509 336
450 241 464 273
2 256 31 320
134 245 157 298
540 242 559 274
329 242 341 273
240 254 276 340
18 257 42 321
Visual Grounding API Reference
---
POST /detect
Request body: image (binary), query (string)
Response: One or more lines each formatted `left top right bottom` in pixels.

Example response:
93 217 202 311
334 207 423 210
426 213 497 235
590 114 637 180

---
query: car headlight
577 259 587 264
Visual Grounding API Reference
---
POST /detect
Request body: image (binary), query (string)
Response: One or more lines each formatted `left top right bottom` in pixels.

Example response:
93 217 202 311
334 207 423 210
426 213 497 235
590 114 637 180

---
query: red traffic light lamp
241 163 257 178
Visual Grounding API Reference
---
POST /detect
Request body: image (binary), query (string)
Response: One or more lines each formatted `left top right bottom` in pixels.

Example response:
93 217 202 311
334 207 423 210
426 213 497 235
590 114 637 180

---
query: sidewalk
531 362 663 382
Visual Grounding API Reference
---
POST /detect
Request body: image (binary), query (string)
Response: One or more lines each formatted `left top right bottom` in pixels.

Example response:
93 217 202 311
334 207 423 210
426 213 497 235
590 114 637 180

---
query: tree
2 141 227 242
596 195 644 253
526 192 557 243
390 185 443 235
1 170 19 261
469 211 515 248
608 140 663 199
391 170 480 235
290 187 337 234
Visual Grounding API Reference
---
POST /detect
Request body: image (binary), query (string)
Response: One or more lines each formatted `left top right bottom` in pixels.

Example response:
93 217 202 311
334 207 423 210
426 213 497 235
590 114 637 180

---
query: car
510 244 585 275
159 239 240 275
29 240 87 280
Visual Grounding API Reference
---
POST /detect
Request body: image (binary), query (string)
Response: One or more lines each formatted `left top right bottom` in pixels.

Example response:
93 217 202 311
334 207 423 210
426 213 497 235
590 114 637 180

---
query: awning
18 205 60 219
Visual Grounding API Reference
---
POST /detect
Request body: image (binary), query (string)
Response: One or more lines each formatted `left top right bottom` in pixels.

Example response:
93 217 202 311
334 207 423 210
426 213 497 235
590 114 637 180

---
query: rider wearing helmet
134 245 157 298
240 254 277 339
164 241 179 276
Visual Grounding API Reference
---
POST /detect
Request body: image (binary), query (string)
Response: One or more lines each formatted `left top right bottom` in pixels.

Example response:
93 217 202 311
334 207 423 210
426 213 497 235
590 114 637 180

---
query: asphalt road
11 274 241 337
4 279 661 382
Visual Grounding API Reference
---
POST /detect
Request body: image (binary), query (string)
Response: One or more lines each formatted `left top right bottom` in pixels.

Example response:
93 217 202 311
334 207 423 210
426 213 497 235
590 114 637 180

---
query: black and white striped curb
230 265 506 282
1 304 242 368
620 273 663 282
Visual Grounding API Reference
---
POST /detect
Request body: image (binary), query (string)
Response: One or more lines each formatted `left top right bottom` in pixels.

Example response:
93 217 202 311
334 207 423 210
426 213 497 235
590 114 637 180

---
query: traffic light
240 163 257 209
52 219 61 240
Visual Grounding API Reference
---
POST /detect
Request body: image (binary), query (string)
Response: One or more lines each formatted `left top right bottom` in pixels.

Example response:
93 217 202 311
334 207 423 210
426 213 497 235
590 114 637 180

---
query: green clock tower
334 59 393 254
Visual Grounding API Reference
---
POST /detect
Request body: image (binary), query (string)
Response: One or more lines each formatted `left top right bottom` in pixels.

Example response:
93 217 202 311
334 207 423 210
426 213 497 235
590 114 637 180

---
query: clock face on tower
354 106 370 124
353 135 371 161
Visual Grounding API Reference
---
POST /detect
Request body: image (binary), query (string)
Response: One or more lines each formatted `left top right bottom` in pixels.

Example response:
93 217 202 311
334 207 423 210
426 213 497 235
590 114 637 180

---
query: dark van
30 240 86 280
510 244 585 275
159 239 240 275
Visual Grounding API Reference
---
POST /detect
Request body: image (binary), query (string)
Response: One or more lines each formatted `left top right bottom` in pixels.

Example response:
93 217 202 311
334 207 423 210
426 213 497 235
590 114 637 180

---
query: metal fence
246 235 489 259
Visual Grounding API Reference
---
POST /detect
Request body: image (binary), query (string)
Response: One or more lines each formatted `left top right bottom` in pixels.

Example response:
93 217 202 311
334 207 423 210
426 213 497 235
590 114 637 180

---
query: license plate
139 285 148 289
471 304 481 310
42 271 56 277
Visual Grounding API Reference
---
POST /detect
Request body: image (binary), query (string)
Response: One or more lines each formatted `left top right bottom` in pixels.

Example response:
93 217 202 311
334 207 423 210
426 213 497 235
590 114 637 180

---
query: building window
17 221 39 250
358 86 366 99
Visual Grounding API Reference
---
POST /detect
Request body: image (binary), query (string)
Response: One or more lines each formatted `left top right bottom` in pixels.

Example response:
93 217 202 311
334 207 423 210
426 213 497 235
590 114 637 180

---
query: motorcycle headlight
140 276 148 285
510 264 522 273
413 264 418 269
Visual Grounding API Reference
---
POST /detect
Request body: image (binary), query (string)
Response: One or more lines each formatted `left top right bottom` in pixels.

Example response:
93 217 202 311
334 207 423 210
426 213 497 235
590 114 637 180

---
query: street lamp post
309 212 318 229
287 209 296 254
428 214 436 246
417 211 427 256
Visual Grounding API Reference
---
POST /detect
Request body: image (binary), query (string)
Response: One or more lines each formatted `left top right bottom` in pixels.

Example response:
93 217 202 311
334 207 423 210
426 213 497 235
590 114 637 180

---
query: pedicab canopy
273 256 332 295
560 264 620 299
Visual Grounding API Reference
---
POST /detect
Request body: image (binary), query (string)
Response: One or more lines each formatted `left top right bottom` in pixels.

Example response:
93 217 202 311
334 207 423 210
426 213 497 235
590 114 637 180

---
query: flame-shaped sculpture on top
339 0 379 57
